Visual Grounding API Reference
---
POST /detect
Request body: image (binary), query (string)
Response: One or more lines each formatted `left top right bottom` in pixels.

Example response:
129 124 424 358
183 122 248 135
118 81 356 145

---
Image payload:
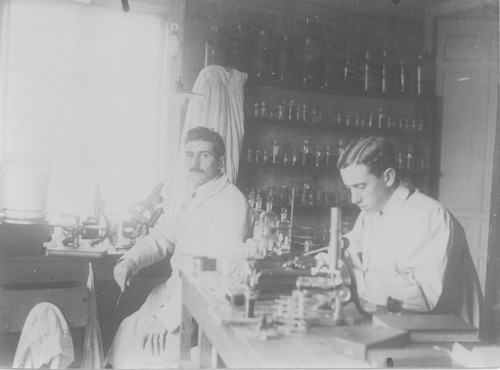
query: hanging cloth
12 302 75 369
169 65 247 217
82 262 104 369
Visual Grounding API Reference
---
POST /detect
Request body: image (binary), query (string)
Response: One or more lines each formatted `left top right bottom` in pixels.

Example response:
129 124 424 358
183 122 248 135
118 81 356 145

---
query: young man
106 127 251 368
338 136 483 327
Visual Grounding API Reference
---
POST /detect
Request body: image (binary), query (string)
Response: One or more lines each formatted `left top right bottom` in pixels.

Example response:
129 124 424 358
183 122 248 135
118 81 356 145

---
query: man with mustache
338 136 483 328
106 127 251 368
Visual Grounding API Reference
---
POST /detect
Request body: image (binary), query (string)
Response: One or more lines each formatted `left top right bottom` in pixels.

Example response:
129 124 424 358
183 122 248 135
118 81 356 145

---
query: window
0 0 175 219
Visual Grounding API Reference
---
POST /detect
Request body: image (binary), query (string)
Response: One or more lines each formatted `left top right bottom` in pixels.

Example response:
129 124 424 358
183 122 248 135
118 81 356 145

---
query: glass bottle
302 139 311 166
271 138 282 165
254 148 261 163
298 36 322 87
342 53 356 91
283 150 290 166
377 107 385 129
287 99 296 121
406 143 416 170
251 28 276 79
397 53 417 95
296 103 303 122
381 50 396 94
335 112 343 127
246 148 253 163
276 207 291 252
314 145 323 167
260 201 278 250
292 149 299 166
274 35 296 82
417 52 434 96
248 188 256 209
262 150 269 164
277 99 286 120
363 50 380 92
260 101 268 119
325 145 333 167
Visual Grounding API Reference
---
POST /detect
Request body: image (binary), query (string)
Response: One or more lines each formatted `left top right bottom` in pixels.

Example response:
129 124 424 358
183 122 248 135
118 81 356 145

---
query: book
372 314 479 343
332 325 410 359
45 245 109 258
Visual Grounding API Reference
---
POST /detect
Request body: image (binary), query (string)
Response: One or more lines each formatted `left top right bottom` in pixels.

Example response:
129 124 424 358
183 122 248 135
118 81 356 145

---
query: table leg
199 329 212 368
180 303 193 367
215 353 225 368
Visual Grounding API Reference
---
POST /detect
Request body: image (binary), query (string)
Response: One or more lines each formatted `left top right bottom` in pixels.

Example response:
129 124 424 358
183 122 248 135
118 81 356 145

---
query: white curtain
169 65 247 216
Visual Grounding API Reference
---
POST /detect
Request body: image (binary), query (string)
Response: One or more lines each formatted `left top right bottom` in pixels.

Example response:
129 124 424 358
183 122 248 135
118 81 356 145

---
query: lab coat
105 174 251 368
345 183 483 328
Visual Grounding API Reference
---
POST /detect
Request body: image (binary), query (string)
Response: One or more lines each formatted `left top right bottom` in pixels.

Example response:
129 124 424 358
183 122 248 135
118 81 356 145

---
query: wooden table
179 267 374 368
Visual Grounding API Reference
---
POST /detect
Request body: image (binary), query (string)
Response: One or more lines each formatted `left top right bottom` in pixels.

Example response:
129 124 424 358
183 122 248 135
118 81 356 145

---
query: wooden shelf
240 162 432 178
246 77 436 103
244 117 430 138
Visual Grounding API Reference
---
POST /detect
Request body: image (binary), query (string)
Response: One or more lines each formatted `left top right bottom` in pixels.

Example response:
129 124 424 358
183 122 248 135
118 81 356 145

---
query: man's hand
113 259 136 292
142 317 168 356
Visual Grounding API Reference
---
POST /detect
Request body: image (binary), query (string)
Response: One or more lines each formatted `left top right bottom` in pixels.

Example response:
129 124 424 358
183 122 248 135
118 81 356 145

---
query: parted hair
337 136 398 178
185 126 225 159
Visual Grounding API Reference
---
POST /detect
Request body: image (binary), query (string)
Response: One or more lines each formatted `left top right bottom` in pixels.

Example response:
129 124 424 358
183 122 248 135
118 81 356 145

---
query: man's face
340 164 393 214
184 140 223 187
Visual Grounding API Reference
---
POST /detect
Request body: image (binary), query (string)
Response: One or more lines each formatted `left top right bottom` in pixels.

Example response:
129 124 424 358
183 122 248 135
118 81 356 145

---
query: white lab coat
105 174 251 368
345 183 483 327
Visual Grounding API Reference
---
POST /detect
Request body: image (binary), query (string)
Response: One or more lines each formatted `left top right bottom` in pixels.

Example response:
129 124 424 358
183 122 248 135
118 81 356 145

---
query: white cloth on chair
12 302 75 369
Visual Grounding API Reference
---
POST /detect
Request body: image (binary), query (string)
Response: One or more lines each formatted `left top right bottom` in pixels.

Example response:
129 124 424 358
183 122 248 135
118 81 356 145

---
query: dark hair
337 136 398 178
185 126 225 159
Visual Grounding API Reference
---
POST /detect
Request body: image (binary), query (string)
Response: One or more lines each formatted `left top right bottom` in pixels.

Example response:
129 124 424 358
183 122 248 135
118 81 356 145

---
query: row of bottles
249 28 434 96
245 96 429 136
244 138 345 168
330 109 428 135
243 138 430 171
247 185 352 212
250 28 434 95
246 97 324 123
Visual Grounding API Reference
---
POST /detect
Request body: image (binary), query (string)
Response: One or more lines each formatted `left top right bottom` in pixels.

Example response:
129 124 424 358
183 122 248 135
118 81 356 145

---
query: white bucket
1 158 50 224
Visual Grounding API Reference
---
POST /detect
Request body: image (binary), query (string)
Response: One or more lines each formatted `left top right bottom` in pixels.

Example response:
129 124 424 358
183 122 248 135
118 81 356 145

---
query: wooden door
435 19 499 291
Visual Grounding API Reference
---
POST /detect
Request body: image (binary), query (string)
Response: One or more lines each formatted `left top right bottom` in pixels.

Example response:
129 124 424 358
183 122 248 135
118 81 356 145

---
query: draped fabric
82 262 104 369
13 302 75 369
169 65 247 217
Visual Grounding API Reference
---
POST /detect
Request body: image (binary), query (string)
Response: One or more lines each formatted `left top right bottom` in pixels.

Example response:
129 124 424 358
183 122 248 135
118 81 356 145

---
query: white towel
12 302 75 369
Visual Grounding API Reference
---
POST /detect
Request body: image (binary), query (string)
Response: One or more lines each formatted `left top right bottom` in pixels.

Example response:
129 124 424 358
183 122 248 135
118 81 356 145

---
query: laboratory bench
178 264 490 368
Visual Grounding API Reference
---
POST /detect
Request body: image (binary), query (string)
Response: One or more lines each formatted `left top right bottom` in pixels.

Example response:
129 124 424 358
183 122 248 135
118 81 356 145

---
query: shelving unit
182 0 440 249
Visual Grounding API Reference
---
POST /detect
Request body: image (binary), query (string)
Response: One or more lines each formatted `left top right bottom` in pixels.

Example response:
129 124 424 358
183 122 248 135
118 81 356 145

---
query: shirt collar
192 172 223 198
380 181 410 215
